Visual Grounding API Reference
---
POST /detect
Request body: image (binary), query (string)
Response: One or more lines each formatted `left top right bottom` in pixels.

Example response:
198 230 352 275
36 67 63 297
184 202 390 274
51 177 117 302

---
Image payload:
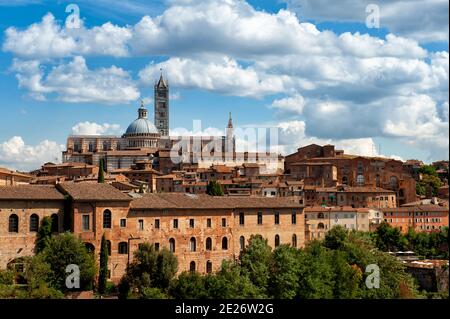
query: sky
0 0 448 171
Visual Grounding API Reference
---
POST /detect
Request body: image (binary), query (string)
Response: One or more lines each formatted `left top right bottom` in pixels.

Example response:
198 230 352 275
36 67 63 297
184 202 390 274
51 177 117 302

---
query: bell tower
154 72 169 136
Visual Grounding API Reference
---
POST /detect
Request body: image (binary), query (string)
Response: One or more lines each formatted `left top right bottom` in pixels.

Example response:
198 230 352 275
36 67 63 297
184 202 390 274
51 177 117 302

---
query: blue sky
0 0 448 170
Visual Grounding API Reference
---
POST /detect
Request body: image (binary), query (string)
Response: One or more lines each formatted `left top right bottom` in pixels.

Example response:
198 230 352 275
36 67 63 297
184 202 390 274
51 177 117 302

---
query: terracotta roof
0 185 64 200
0 167 32 179
131 193 299 210
304 206 360 213
57 183 132 201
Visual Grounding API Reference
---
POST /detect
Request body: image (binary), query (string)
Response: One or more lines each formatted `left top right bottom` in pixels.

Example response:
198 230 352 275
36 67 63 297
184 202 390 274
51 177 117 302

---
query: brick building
0 184 304 282
0 167 32 186
285 144 417 205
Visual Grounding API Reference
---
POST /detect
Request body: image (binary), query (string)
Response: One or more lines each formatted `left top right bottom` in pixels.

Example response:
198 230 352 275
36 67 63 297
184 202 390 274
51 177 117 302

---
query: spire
227 112 233 128
157 68 167 88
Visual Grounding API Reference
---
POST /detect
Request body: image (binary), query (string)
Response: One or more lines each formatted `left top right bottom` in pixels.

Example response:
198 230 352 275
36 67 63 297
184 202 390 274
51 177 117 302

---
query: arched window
190 237 196 252
106 240 111 256
239 236 245 251
222 237 228 250
169 238 176 253
206 261 212 274
318 222 325 229
29 214 39 232
356 174 365 186
103 210 112 229
51 214 58 233
205 237 212 251
118 242 128 254
85 243 95 253
189 261 196 272
274 235 280 247
390 176 398 189
318 213 324 219
9 214 19 233
342 176 348 185
292 234 297 248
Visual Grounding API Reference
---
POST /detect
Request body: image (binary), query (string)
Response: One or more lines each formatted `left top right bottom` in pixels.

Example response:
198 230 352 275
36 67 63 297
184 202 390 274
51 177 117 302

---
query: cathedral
62 75 283 173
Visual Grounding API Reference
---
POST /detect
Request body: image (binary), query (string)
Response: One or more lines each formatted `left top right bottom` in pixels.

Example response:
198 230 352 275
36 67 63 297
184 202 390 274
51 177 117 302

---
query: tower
225 112 235 154
154 73 169 136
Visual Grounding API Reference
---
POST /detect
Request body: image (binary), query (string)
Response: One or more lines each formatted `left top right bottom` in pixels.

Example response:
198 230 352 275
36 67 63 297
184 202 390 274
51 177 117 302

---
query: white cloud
285 0 449 43
270 94 305 115
3 13 131 58
12 56 140 103
71 122 122 135
0 136 65 171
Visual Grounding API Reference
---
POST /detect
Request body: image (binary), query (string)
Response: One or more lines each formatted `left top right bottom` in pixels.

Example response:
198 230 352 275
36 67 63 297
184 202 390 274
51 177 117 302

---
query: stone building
304 206 370 241
285 144 417 205
0 185 64 268
0 167 32 186
0 183 304 283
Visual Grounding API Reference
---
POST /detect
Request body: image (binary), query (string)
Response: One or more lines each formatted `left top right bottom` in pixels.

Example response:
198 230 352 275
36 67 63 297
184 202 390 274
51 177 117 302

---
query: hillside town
0 75 448 299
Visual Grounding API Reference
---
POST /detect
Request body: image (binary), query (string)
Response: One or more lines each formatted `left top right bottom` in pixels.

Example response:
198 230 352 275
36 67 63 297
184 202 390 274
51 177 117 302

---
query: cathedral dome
125 118 158 135
124 101 159 136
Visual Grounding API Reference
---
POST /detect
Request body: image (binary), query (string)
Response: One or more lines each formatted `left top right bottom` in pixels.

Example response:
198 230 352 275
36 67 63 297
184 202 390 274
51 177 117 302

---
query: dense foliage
416 165 443 196
373 222 448 259
98 234 108 294
120 229 424 299
98 158 105 183
206 180 224 196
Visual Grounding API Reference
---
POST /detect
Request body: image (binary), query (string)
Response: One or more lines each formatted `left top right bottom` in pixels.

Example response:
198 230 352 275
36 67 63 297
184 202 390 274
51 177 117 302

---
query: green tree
98 158 105 183
204 260 264 299
35 216 53 254
418 174 443 196
98 234 108 294
268 245 300 298
120 243 177 298
323 226 348 250
206 180 224 196
169 271 208 299
240 235 272 294
374 222 405 251
419 165 438 177
41 233 97 291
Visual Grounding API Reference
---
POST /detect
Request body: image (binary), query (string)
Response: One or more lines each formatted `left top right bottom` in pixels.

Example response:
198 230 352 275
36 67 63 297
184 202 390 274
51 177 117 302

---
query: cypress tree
98 159 105 183
35 216 53 253
98 234 108 294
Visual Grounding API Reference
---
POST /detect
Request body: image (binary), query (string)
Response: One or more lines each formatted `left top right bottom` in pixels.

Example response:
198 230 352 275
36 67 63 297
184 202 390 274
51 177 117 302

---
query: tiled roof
57 182 132 201
0 167 32 179
131 193 299 210
0 185 64 200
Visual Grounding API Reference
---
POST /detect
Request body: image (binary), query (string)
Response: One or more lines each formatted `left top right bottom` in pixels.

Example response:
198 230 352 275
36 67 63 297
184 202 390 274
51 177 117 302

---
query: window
169 238 176 253
155 219 160 229
189 219 195 228
257 212 263 225
318 222 325 229
106 240 111 256
190 237 196 252
356 174 365 186
221 218 226 227
155 243 160 251
173 219 178 229
51 214 59 233
190 261 196 272
207 218 212 228
274 212 280 225
138 219 144 231
8 214 18 233
274 235 280 247
239 236 245 251
291 212 297 225
206 261 212 274
292 234 297 248
318 212 324 219
29 214 39 232
82 215 90 231
120 219 126 228
103 210 112 229
239 212 245 225
222 237 228 250
206 237 212 251
118 242 128 254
